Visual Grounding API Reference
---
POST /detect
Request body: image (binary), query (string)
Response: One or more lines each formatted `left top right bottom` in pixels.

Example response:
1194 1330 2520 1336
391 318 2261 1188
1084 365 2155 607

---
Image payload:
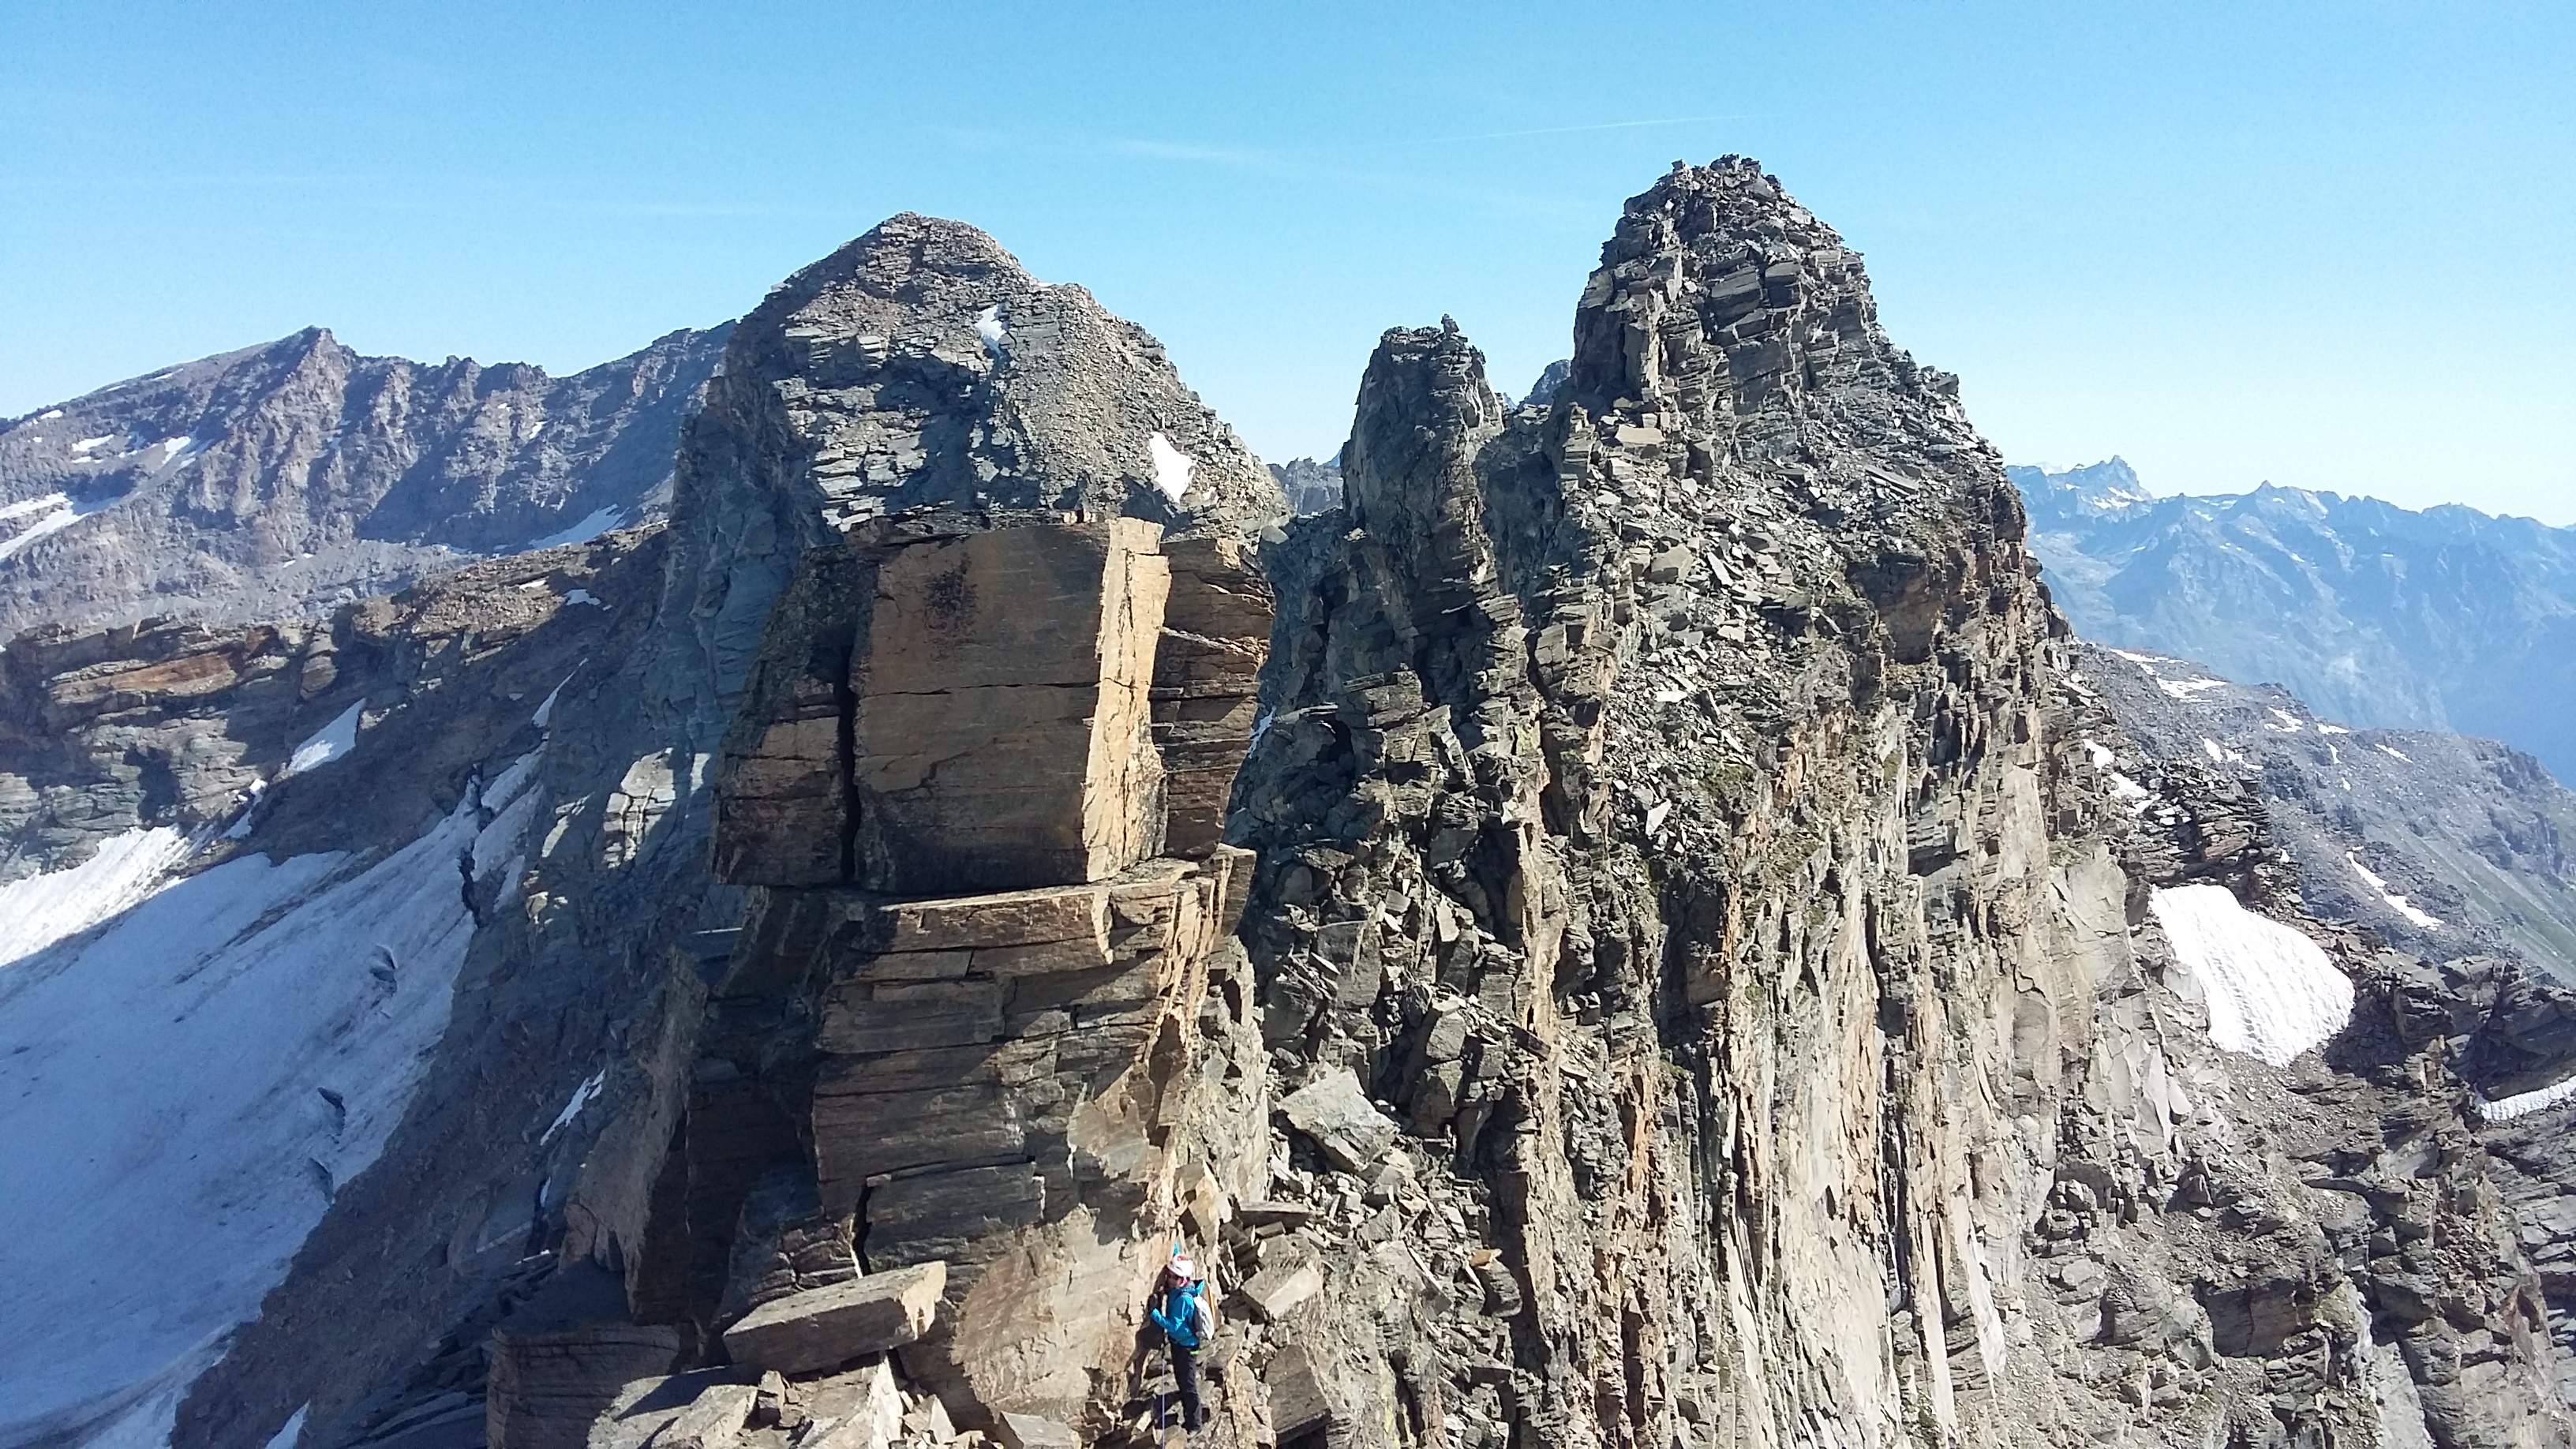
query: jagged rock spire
1565 155 1965 458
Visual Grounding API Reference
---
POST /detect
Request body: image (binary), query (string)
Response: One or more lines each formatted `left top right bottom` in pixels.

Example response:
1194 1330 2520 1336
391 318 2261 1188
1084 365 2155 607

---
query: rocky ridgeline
1215 159 2567 1445
0 169 2561 1448
0 324 727 638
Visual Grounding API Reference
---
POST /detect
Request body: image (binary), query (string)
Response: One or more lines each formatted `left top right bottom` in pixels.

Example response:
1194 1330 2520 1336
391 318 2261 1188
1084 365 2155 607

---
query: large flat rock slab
1279 1069 1399 1173
721 1260 948 1376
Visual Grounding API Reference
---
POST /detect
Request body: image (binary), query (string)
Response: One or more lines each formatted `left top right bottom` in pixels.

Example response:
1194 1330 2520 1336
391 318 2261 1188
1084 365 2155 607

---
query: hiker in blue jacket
1146 1251 1216 1432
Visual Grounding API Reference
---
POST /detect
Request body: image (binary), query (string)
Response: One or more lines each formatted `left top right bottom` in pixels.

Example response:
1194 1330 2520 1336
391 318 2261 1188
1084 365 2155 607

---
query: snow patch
2267 708 2304 732
2477 1074 2576 1123
149 436 197 471
0 501 98 562
541 1069 608 1145
0 827 196 968
974 303 1007 354
2108 773 2154 811
2316 723 2350 736
2159 677 2227 700
264 1404 310 1449
284 702 364 776
0 492 70 522
531 674 573 729
2151 883 2353 1067
1148 432 1194 504
1644 800 1672 834
2081 739 2117 769
563 588 601 608
36 410 62 421
526 506 623 551
2348 852 2442 930
70 434 116 454
2376 743 2411 762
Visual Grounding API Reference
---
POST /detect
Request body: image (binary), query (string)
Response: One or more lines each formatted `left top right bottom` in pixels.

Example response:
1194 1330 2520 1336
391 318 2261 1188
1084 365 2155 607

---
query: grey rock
1279 1070 1398 1173
720 1260 947 1375
0 324 728 640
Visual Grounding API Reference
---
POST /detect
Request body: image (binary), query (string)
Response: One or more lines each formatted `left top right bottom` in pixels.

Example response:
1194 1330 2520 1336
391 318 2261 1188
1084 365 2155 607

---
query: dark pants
1168 1340 1203 1429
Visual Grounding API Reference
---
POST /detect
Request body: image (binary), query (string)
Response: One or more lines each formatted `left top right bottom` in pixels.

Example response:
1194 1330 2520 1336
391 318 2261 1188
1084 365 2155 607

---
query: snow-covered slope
0 528 661 1447
0 746 541 1447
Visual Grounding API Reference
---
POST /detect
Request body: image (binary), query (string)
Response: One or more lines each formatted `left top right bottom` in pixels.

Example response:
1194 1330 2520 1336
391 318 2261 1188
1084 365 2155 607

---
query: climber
1146 1250 1216 1432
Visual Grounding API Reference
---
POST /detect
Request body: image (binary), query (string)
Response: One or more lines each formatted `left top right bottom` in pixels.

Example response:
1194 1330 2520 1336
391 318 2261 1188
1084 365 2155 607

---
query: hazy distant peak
2004 456 2151 511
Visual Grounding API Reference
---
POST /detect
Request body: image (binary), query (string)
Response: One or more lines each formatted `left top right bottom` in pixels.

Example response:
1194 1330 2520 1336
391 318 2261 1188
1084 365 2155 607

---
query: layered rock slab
721 1260 946 1376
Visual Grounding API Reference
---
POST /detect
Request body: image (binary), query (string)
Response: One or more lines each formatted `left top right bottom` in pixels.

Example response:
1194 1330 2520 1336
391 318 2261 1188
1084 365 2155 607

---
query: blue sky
5 2 2570 522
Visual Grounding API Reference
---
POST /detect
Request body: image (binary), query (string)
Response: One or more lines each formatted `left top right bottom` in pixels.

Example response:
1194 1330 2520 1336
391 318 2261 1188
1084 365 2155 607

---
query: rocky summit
2 163 2574 1449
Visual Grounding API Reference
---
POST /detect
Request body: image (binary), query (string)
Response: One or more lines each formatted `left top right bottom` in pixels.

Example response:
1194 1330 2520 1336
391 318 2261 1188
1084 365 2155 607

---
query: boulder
798 1357 906 1449
721 1260 949 1376
1241 1256 1324 1323
654 1383 758 1449
1279 1070 1398 1173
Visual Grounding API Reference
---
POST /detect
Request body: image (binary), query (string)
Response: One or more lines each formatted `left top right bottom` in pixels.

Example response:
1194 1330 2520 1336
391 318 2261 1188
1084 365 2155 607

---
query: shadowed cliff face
33 171 2557 1449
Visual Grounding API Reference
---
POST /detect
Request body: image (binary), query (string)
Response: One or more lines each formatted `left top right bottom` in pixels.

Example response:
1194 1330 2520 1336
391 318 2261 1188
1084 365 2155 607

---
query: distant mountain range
0 324 729 638
2016 459 2576 783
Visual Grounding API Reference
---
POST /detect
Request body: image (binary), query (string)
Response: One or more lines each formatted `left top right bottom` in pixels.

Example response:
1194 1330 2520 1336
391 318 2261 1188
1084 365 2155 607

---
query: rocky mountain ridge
1 168 2573 1449
2016 459 2576 784
0 323 729 639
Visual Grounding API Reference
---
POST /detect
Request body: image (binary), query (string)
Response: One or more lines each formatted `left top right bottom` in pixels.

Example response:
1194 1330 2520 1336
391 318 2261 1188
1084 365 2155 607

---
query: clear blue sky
5 2 2570 522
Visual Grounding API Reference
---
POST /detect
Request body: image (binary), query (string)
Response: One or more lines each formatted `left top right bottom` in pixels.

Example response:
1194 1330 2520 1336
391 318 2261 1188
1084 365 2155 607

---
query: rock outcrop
1208 159 2570 1447
0 323 728 638
157 212 1287 1449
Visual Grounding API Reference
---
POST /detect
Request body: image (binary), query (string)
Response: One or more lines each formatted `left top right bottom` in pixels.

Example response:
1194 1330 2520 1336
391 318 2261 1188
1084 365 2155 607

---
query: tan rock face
1152 534 1274 858
851 519 1170 894
713 519 1180 896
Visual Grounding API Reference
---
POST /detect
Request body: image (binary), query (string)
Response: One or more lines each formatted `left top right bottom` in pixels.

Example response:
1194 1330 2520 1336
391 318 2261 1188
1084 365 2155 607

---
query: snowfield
0 752 541 1447
2151 883 2353 1067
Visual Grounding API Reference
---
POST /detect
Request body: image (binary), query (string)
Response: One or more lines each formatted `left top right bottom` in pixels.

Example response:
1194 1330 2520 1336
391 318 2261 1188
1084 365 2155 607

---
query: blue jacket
1148 1278 1214 1350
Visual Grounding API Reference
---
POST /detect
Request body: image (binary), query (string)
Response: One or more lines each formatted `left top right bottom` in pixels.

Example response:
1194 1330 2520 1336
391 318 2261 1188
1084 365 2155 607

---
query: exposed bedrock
152 170 2576 1449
